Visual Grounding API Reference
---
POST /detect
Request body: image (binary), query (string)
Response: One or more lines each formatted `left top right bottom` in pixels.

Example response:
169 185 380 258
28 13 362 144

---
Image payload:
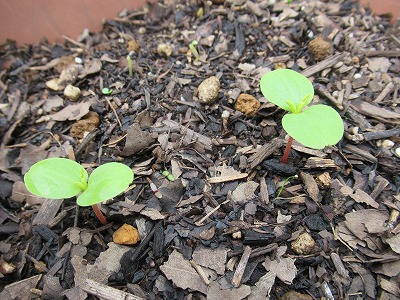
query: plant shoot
24 158 134 224
260 69 344 163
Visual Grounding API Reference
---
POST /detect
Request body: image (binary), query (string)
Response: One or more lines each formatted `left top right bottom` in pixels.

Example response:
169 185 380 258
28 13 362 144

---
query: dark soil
0 0 400 299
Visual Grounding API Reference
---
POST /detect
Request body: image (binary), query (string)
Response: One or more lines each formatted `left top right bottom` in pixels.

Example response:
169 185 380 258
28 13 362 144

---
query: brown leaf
11 181 44 205
48 101 92 122
269 257 297 284
121 124 157 156
385 234 400 254
192 245 227 275
300 172 322 203
231 181 259 204
349 189 379 209
160 250 207 294
208 281 251 300
78 59 102 79
248 272 276 300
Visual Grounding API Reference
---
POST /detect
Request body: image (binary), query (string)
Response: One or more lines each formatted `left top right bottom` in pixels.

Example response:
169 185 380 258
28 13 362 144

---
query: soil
0 0 400 299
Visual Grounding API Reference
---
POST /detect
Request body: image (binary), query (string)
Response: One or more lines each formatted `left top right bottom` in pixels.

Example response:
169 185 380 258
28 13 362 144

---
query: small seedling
102 87 113 95
24 158 133 225
127 54 133 78
276 175 298 198
260 69 344 163
189 40 199 62
162 170 175 181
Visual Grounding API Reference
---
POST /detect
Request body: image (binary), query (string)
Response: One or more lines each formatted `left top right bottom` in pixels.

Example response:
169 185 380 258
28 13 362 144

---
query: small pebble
157 44 173 58
353 73 361 79
64 85 81 101
74 57 83 64
308 36 332 61
127 39 140 52
381 140 395 149
232 231 242 239
234 93 260 117
291 232 315 255
45 78 62 91
393 147 400 158
113 224 140 245
197 76 220 104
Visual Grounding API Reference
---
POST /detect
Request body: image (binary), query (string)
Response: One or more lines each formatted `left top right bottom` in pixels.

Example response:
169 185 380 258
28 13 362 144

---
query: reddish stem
91 204 108 225
281 136 294 164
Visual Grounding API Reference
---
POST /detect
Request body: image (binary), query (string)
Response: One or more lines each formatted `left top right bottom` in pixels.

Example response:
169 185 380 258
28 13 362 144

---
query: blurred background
0 0 398 45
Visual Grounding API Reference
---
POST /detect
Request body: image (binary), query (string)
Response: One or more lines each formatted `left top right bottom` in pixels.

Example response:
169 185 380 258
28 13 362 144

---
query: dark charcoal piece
305 214 328 231
32 225 58 242
262 159 298 176
222 144 237 158
153 222 164 259
243 230 275 245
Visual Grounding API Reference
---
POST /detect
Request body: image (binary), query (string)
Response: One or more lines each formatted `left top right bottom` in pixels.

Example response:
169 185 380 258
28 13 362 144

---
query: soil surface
0 0 400 299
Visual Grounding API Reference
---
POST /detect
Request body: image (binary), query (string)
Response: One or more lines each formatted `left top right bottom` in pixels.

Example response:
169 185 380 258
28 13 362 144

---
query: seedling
102 87 113 95
260 69 344 163
162 170 175 181
127 54 133 78
24 158 134 225
276 175 298 198
189 40 199 62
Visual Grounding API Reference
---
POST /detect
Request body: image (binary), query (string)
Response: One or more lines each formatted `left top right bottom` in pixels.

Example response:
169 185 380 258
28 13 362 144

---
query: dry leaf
140 208 166 220
121 124 157 156
47 102 92 122
386 234 400 254
78 58 102 79
231 181 259 204
192 245 227 275
269 257 297 284
160 250 207 294
207 281 251 300
349 189 379 209
248 272 276 300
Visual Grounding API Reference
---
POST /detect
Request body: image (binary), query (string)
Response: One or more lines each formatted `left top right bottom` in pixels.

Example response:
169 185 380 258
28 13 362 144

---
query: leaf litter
0 0 400 299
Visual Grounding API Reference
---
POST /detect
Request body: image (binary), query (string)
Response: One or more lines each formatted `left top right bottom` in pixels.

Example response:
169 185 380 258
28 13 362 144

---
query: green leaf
260 69 314 113
282 104 344 149
77 162 133 206
24 158 88 199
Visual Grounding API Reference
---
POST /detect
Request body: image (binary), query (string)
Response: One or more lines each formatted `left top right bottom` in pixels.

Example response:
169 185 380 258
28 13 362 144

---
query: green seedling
24 158 133 225
276 175 298 198
260 69 344 163
127 55 133 78
189 40 199 62
102 87 113 95
162 170 175 181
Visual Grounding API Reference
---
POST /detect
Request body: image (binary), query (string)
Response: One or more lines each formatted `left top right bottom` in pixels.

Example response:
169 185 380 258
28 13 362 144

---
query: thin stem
281 135 294 164
91 204 108 225
127 55 133 77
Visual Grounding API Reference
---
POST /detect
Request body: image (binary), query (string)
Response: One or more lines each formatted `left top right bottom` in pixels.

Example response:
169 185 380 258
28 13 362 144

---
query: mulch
0 0 400 299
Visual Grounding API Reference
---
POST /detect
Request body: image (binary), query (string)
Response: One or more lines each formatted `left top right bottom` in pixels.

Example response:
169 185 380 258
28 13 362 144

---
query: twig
363 50 400 57
82 278 144 300
25 253 49 273
231 246 252 288
195 199 230 226
189 260 210 285
374 81 395 103
105 97 122 128
62 35 87 49
301 53 345 77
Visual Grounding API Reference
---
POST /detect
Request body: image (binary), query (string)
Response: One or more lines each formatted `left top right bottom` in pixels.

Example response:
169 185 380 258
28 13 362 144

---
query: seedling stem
281 136 294 164
127 55 133 78
91 204 108 225
189 40 199 62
